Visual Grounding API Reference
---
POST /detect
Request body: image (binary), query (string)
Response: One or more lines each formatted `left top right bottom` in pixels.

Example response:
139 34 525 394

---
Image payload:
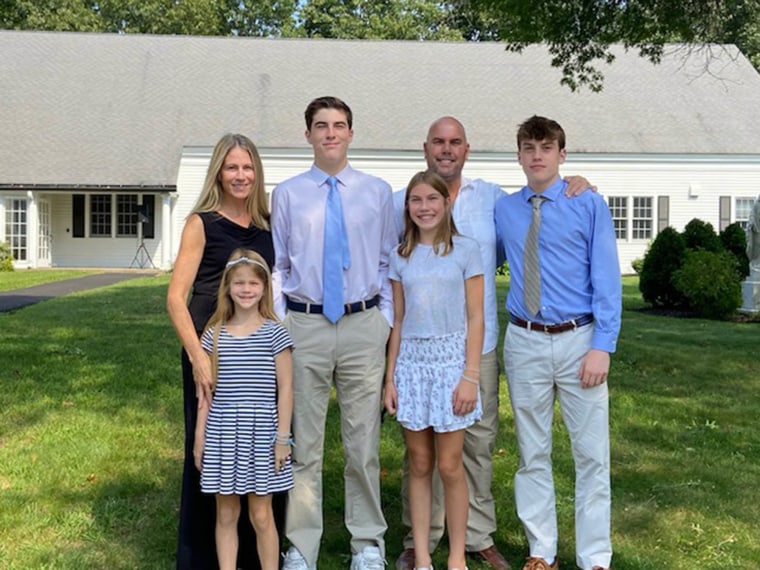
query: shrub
673 250 742 319
639 227 687 307
682 218 723 253
720 222 750 278
630 257 644 274
0 241 14 272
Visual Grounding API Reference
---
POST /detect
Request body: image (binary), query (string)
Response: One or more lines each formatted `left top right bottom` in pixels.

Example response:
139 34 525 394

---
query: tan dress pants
284 308 390 567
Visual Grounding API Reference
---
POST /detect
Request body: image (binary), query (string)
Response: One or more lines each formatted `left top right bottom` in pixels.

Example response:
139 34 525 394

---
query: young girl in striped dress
194 248 294 570
384 171 485 570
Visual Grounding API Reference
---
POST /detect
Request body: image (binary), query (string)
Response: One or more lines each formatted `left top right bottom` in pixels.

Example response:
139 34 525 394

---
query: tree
1 0 103 31
0 0 298 36
454 0 760 91
290 0 462 41
95 0 224 35
224 0 298 37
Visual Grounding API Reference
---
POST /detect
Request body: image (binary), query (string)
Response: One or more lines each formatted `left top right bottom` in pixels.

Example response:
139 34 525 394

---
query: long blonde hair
398 171 459 258
191 134 270 230
203 249 277 383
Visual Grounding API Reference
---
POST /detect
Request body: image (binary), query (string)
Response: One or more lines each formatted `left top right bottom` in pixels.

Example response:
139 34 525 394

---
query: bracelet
274 433 295 446
464 367 480 374
461 374 480 385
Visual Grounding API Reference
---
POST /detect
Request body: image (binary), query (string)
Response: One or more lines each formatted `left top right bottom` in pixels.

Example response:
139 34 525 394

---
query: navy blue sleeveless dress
176 211 283 570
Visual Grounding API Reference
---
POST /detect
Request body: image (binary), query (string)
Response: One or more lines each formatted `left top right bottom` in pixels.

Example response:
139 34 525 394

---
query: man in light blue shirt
273 96 396 570
494 116 621 570
393 117 592 570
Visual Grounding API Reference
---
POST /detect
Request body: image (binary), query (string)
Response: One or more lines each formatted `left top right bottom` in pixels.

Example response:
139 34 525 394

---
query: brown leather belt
509 313 594 334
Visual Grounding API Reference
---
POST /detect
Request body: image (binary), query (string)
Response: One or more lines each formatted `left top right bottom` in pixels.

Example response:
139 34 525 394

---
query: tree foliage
291 0 462 40
639 226 688 308
720 222 750 278
455 0 760 90
0 241 15 272
0 0 298 36
673 250 742 319
639 220 746 318
682 218 723 253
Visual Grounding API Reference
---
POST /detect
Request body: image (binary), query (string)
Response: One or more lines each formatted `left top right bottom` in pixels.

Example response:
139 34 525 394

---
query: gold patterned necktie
523 195 545 317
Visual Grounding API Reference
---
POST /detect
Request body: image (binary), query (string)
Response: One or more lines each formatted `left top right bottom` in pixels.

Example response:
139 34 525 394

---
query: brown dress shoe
467 545 511 570
521 557 558 570
395 548 416 570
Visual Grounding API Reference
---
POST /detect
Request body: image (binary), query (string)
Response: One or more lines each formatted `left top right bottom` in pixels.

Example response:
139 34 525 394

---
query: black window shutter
72 194 85 238
142 195 155 239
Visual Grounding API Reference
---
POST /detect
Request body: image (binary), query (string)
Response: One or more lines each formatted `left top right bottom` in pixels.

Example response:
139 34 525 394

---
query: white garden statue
747 194 760 277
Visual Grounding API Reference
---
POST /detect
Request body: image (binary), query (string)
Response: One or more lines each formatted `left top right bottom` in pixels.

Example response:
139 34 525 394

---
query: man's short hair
517 115 566 150
304 96 353 130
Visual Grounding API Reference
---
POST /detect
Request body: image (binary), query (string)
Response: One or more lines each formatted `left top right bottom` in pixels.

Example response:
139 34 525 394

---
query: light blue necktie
322 176 350 323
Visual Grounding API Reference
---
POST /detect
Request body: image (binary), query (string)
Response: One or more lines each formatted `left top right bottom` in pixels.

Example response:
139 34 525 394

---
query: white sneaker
282 546 313 570
351 546 385 570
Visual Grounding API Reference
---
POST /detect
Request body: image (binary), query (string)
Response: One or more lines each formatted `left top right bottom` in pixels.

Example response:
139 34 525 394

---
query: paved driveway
0 272 157 312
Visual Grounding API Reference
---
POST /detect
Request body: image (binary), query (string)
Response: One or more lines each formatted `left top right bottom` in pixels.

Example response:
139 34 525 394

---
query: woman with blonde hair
167 133 282 569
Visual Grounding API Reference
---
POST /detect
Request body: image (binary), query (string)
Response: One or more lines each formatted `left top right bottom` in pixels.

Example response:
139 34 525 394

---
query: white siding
171 147 760 275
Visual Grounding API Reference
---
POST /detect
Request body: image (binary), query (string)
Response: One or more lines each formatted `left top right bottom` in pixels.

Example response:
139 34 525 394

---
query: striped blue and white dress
199 320 294 495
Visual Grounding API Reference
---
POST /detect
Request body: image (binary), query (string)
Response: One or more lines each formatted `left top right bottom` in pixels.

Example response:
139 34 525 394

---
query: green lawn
0 275 758 569
0 269 101 292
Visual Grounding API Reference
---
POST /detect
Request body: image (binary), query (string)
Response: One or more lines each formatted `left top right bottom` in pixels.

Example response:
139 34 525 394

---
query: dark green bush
673 250 742 319
639 227 687 307
720 222 750 278
0 241 14 272
682 218 723 253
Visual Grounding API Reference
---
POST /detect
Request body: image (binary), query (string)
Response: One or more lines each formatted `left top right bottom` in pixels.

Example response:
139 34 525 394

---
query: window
4 198 27 261
607 197 628 239
632 197 653 240
90 194 112 237
736 197 755 230
73 193 152 238
116 194 138 237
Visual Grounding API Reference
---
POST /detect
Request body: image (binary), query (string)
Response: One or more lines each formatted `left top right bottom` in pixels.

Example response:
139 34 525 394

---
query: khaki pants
504 324 611 570
401 349 500 552
284 308 390 567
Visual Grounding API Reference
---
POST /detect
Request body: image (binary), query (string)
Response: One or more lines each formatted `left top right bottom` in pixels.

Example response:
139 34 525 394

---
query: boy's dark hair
304 96 353 130
517 115 566 150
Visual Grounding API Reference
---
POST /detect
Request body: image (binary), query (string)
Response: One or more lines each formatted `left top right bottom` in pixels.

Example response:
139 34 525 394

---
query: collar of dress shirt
308 163 354 187
520 176 567 203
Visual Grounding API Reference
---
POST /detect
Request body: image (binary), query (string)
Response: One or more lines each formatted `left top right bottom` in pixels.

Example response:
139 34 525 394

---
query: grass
0 269 100 291
0 274 758 569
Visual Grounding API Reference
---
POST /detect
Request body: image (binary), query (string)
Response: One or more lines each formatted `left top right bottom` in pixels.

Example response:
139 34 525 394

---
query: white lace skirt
394 331 482 433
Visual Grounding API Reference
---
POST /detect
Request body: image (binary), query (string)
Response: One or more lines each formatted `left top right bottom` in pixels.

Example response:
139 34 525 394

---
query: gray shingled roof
2 31 759 187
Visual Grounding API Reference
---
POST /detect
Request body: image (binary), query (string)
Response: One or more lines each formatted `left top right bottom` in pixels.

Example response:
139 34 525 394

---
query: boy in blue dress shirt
494 116 621 570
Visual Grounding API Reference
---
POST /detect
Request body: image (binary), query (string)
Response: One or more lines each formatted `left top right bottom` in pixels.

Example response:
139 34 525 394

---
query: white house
2 31 759 273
